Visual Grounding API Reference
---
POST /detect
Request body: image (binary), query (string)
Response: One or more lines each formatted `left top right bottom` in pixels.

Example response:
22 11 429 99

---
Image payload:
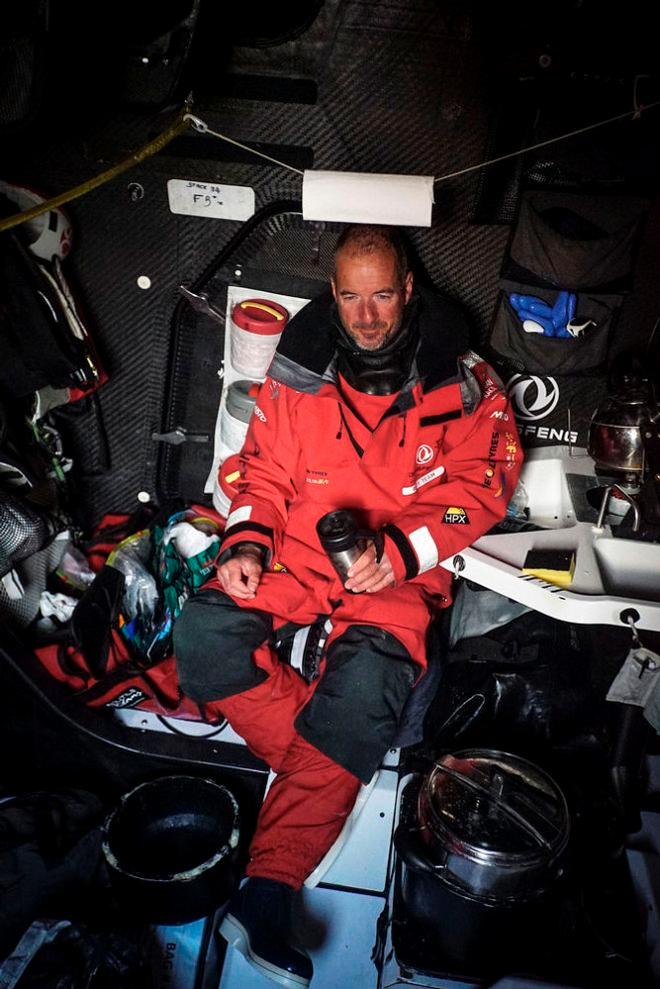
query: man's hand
216 545 263 600
345 542 395 594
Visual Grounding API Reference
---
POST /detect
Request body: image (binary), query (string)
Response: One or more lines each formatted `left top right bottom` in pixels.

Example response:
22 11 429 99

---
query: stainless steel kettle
588 353 658 484
587 387 651 481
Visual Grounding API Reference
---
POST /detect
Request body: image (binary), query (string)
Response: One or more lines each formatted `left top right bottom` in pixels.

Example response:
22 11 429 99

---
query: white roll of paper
302 170 435 227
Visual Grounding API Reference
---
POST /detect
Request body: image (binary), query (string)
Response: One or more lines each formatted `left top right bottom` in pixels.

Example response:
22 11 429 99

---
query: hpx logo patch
416 443 434 466
507 374 559 421
443 506 470 524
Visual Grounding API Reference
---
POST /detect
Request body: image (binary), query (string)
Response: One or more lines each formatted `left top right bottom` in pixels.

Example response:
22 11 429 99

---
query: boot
219 877 313 988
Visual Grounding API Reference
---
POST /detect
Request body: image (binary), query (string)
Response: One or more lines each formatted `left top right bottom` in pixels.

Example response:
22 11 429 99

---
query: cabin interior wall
1 0 658 525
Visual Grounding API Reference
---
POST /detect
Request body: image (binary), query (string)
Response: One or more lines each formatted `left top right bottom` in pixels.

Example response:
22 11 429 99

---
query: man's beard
345 318 401 352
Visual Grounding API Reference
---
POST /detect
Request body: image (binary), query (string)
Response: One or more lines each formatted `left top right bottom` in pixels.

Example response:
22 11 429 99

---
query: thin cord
184 113 305 176
433 99 660 184
2 99 657 236
155 713 228 738
187 100 660 186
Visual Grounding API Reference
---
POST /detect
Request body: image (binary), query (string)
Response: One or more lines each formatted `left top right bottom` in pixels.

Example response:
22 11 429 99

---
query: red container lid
231 298 289 335
218 453 245 500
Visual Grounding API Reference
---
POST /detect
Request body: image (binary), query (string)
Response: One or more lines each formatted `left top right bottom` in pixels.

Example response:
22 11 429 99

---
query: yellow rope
0 109 192 234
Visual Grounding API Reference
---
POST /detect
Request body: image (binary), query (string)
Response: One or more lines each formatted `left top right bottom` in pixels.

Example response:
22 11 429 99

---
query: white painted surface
112 707 248 746
313 768 399 893
440 446 660 631
594 537 660 602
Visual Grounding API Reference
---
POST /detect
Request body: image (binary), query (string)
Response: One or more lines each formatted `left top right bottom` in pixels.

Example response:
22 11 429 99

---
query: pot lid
422 749 569 864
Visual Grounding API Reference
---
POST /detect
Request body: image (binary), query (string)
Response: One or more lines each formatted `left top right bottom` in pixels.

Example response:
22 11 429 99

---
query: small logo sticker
106 687 149 709
443 506 470 524
507 374 559 421
416 444 434 466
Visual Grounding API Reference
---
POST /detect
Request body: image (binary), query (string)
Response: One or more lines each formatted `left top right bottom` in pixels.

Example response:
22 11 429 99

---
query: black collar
271 285 470 395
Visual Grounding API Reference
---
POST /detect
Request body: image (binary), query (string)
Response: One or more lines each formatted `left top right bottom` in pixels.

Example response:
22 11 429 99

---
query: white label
401 466 445 496
167 179 255 221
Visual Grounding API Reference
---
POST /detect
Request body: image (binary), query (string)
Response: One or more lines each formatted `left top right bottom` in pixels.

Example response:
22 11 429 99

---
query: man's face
331 247 413 351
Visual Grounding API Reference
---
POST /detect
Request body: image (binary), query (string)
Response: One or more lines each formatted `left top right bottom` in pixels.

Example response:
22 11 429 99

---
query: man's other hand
216 545 263 600
345 543 395 594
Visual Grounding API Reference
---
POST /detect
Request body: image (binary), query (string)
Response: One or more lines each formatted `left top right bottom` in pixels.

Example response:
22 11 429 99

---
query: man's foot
219 877 313 988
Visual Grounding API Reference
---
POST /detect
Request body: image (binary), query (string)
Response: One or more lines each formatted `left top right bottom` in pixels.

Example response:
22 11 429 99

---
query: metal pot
102 775 240 925
395 750 570 971
414 749 569 901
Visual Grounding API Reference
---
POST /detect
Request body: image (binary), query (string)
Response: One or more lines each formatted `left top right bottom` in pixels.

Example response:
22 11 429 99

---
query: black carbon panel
159 214 336 501
4 0 657 525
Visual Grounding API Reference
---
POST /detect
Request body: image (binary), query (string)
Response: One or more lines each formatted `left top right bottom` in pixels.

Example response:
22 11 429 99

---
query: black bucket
102 775 240 925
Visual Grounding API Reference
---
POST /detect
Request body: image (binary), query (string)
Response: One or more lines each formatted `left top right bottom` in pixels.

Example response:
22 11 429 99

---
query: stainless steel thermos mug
316 509 368 585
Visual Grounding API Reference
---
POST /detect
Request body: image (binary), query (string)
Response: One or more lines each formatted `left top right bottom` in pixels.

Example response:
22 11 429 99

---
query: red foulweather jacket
217 288 523 664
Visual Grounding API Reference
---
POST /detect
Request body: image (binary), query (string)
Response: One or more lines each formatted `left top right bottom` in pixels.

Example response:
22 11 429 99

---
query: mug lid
232 298 289 334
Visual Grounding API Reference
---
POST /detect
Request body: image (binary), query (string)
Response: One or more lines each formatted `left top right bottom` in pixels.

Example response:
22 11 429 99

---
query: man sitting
174 224 522 988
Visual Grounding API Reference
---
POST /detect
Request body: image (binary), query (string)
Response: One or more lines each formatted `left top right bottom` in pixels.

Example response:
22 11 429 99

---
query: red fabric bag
32 506 225 722
33 632 213 719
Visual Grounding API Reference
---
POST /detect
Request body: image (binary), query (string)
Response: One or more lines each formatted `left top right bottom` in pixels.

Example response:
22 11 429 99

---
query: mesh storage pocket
490 280 621 375
503 191 648 293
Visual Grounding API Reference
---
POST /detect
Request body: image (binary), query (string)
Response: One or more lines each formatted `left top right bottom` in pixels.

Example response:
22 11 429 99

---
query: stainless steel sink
592 537 660 603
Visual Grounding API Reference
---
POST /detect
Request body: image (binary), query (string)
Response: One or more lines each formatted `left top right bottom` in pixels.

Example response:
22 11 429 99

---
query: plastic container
219 379 259 455
213 484 231 519
213 453 245 518
230 298 288 377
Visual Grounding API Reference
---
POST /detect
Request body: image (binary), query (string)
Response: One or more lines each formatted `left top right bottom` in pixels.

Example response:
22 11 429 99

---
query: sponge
522 549 576 588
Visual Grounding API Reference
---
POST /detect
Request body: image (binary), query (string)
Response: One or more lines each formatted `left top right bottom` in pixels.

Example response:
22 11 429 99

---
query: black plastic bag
0 919 153 988
0 790 105 961
423 610 604 754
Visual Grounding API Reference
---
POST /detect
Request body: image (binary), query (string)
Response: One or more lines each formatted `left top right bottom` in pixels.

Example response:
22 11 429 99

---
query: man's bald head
333 225 409 284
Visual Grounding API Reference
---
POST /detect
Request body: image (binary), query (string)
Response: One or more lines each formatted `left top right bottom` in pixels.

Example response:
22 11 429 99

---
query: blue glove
509 291 577 337
509 293 554 335
551 291 576 339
